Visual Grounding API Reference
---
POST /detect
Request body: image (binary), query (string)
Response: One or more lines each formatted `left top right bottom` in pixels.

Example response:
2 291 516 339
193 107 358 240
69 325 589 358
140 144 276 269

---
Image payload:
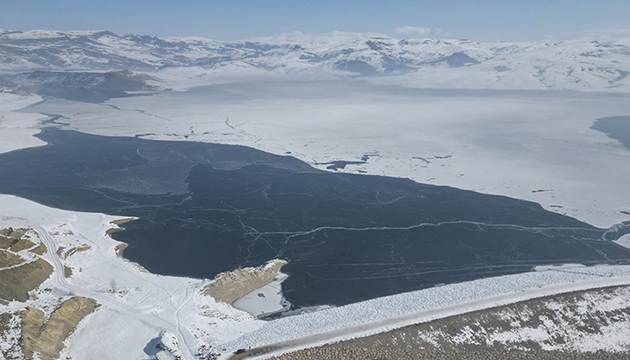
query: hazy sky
3 0 629 41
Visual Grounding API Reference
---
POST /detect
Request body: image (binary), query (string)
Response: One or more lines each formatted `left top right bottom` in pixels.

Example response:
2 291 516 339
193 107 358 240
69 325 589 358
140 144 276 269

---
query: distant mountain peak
0 29 629 92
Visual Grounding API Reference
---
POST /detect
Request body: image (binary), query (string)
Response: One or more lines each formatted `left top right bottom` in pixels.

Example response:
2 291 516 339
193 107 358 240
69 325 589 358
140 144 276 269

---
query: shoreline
105 218 136 260
218 264 630 355
0 194 271 360
102 215 289 312
203 260 288 306
105 217 137 236
3 192 630 360
2 90 630 358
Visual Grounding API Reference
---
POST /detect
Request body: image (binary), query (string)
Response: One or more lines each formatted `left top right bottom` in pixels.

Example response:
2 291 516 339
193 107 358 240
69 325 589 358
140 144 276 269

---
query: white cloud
394 26 434 37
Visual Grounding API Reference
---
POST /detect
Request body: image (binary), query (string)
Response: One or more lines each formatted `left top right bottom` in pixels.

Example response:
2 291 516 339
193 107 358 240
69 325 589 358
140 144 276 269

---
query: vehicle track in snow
37 226 197 360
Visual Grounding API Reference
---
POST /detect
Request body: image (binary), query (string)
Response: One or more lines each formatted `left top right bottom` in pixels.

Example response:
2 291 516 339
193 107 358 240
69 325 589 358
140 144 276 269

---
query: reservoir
0 127 628 309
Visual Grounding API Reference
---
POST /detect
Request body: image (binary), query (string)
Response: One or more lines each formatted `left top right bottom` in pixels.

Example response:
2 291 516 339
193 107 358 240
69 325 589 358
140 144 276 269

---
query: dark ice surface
592 116 630 151
0 127 628 308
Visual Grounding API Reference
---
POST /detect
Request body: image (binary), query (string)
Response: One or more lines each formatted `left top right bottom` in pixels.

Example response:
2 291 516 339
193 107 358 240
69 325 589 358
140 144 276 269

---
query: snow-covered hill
1 29 630 91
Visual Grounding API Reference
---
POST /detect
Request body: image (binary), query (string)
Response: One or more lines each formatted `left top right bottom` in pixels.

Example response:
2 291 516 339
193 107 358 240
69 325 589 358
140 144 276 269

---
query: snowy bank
0 195 265 360
219 264 630 356
203 260 287 305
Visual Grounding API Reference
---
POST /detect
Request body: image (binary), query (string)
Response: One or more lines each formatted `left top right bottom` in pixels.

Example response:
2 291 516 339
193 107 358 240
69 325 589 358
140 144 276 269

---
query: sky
2 0 630 41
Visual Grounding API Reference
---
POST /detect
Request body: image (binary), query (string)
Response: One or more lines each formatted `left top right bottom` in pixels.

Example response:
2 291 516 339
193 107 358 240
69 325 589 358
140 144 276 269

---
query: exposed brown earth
105 218 136 236
62 244 91 259
0 258 53 302
8 238 35 253
0 228 36 253
19 297 99 360
0 228 28 240
21 307 45 359
203 260 287 304
114 243 128 257
64 266 73 278
0 250 24 268
29 242 47 255
108 219 135 260
55 246 65 258
33 297 99 360
0 236 12 249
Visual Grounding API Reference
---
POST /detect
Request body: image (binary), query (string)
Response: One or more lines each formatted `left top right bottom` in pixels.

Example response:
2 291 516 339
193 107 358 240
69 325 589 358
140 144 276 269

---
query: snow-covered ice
23 82 630 228
0 92 46 154
233 272 290 318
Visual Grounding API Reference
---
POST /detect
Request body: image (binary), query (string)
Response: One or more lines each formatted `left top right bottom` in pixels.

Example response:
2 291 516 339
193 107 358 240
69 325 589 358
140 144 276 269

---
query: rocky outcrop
21 297 99 360
203 259 287 304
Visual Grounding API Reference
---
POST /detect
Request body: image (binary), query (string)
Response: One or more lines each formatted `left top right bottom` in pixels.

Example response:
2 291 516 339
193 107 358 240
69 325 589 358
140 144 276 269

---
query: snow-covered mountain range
1 29 630 91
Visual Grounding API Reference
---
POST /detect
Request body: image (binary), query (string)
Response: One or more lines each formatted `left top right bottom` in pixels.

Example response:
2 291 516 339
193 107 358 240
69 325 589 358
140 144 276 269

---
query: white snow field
0 92 46 154
233 272 290 318
0 195 264 360
24 82 630 228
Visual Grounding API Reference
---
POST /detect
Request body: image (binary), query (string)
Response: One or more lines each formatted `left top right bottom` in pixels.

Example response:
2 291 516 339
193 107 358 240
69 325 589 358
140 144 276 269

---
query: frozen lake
0 127 628 309
23 81 630 228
